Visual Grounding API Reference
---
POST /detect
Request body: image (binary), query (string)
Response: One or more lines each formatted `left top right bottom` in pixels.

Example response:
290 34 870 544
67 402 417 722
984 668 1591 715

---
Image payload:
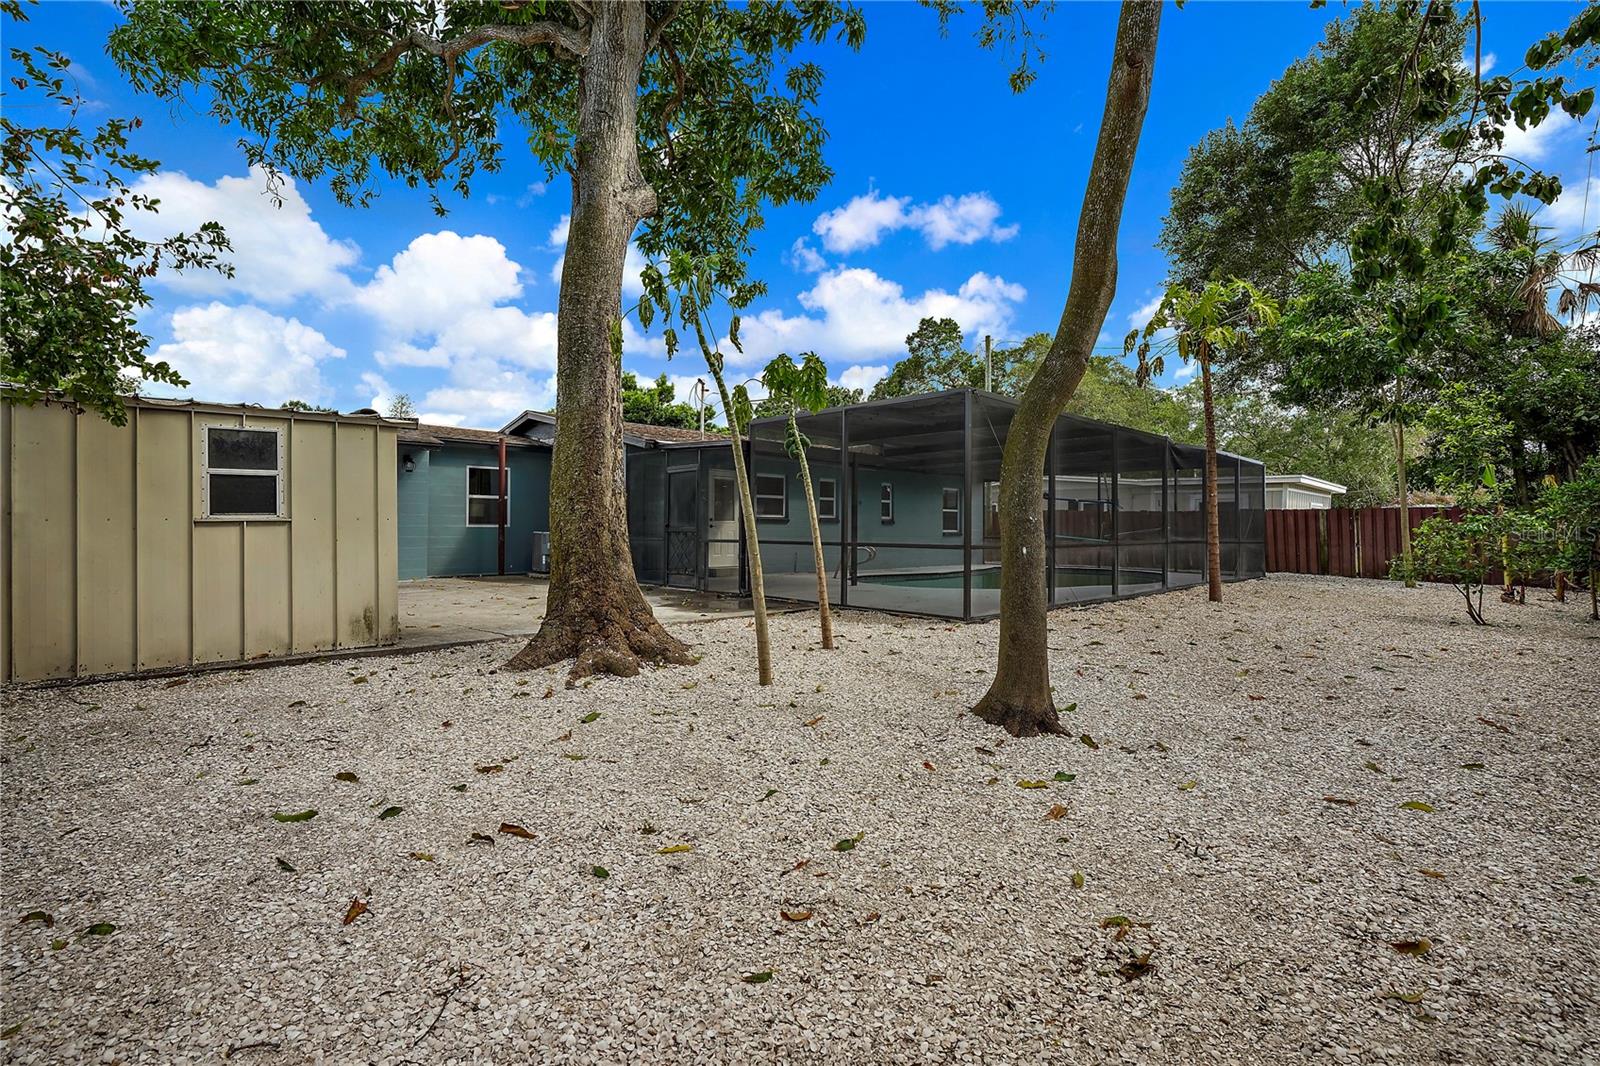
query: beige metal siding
3 398 398 682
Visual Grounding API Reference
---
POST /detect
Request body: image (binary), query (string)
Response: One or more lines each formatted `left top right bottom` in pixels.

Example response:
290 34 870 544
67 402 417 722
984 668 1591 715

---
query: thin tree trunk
972 2 1161 738
707 363 773 684
790 410 835 649
507 2 692 680
1200 347 1223 604
1393 375 1415 588
1590 567 1597 621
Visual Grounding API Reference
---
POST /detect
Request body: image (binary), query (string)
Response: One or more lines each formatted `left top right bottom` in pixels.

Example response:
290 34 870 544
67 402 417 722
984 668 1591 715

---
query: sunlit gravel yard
2 575 1597 1065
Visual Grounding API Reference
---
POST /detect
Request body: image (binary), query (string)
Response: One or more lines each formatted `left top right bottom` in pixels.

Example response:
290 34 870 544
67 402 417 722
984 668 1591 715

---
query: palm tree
1129 278 1279 602
761 352 836 650
1489 205 1600 332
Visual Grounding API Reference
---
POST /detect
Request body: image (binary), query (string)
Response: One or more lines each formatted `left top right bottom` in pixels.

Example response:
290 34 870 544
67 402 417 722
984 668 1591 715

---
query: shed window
880 483 894 524
942 487 961 534
754 473 787 520
202 426 283 518
816 478 837 521
467 466 509 526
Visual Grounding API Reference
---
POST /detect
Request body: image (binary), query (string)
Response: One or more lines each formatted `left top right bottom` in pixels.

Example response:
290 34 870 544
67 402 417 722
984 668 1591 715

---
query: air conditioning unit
531 531 551 574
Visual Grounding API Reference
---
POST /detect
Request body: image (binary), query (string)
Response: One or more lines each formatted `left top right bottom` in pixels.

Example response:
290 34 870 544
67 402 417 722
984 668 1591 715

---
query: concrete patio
396 575 769 651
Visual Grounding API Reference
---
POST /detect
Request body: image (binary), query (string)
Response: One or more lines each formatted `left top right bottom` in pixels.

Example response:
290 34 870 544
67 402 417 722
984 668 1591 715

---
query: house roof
1265 473 1348 495
398 422 544 449
498 409 725 447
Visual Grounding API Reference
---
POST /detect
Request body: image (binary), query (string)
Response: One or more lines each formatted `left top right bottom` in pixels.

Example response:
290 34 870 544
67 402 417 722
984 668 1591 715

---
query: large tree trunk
708 363 773 684
972 1 1161 738
1200 347 1223 604
790 410 835 649
507 2 692 680
1393 375 1415 589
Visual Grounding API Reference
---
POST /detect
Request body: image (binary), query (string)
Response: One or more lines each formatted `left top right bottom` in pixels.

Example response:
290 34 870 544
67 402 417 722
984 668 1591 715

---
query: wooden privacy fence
1267 506 1462 579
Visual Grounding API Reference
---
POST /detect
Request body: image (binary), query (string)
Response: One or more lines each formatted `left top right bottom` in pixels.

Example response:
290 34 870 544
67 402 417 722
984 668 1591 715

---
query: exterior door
706 470 740 578
666 469 699 587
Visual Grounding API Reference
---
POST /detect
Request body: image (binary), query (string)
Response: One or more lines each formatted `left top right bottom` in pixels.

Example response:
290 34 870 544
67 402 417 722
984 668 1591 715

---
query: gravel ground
2 574 1596 1065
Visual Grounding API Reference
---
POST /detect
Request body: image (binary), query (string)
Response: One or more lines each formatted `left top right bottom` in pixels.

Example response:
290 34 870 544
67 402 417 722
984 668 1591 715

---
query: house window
816 478 837 521
754 473 787 520
467 466 509 526
201 425 284 518
942 487 961 534
879 483 894 523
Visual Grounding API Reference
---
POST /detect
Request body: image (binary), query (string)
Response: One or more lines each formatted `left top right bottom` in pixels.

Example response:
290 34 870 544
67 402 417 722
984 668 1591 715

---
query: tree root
972 693 1070 739
504 612 694 683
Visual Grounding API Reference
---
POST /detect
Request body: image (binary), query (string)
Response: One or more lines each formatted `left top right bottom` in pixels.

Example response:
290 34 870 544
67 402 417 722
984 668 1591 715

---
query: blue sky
8 2 1597 426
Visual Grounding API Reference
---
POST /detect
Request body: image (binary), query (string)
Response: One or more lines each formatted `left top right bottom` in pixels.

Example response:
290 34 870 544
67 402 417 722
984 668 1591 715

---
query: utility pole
984 334 992 393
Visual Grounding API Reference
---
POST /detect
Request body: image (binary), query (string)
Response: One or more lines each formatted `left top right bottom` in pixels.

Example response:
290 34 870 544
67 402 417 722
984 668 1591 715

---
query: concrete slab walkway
396 575 766 652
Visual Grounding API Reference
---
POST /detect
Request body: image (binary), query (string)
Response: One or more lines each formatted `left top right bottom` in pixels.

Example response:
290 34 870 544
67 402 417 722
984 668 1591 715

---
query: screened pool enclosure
626 389 1266 620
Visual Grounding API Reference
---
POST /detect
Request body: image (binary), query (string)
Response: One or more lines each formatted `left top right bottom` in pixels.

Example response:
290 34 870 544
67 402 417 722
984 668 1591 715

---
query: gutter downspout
497 435 508 576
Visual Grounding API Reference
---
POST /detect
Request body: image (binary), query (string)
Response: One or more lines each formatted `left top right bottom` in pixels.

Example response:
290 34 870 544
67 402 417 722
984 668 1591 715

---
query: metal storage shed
1 393 400 683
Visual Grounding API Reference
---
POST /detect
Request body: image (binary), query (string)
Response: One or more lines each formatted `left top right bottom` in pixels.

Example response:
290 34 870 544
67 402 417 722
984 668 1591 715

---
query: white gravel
2 574 1596 1065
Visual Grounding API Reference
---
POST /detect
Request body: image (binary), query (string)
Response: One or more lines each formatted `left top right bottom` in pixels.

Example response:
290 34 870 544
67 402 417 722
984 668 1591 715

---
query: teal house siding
396 441 551 578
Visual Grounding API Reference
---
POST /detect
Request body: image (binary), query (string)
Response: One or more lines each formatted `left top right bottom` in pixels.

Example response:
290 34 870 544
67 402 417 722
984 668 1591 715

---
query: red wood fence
1267 506 1463 579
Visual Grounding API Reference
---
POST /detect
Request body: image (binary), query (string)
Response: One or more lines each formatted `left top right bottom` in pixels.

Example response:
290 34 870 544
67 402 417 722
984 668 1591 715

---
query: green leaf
334 771 359 783
18 911 54 928
80 923 116 937
741 970 773 984
1052 771 1076 782
450 783 468 792
272 809 317 823
378 806 403 820
275 857 295 873
658 844 694 855
1017 779 1049 789
833 831 865 852
1071 871 1085 889
1058 702 1078 714
1080 734 1099 751
1399 801 1435 813
759 788 778 801
591 865 609 879
580 712 601 724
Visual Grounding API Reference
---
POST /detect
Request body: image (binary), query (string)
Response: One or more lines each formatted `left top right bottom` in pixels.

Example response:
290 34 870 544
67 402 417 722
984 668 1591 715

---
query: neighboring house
1265 474 1347 510
3 393 400 683
395 415 723 581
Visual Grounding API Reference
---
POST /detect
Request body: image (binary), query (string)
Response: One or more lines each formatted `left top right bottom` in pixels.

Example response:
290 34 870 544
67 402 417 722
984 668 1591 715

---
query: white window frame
199 423 286 520
942 487 961 535
879 482 894 524
754 472 787 521
466 465 510 527
815 478 837 521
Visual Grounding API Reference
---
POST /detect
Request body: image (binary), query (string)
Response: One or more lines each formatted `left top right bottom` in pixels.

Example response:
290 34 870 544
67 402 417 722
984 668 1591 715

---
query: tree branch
314 20 589 101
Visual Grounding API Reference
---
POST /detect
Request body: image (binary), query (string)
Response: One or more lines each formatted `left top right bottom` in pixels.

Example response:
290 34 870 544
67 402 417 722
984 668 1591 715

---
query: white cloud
722 266 1027 366
1543 176 1600 238
1172 361 1199 384
417 372 558 429
127 166 359 305
1499 110 1583 165
838 364 888 394
149 302 346 406
812 189 1018 253
787 238 827 273
548 213 571 247
360 371 392 411
1127 294 1164 330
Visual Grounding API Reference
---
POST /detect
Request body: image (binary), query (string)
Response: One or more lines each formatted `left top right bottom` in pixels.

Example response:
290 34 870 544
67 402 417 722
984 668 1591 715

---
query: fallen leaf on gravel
272 810 318 823
1419 868 1447 879
449 784 467 792
803 715 824 727
1476 716 1510 733
49 939 67 951
0 1023 20 1039
1053 771 1075 782
1071 871 1085 889
543 687 554 699
468 833 495 846
1045 804 1069 820
275 858 295 873
974 746 996 756
863 911 881 923
1322 796 1358 807
1364 761 1385 774
742 971 773 984
341 900 367 926
1383 989 1426 1004
1117 951 1155 982
833 832 865 853
409 853 435 862
554 730 572 741
378 807 403 820
18 911 53 928
351 676 368 685
922 761 935 771
1247 694 1265 701
287 699 306 708
562 754 587 762
1399 801 1435 813
759 788 778 801
590 866 609 879
334 771 359 783
1460 762 1485 770
475 765 504 774
235 779 259 786
781 910 812 922
164 679 188 688
1574 875 1593 885
1079 735 1099 751
1391 938 1432 956
580 712 601 724
1132 693 1148 701
499 823 536 840
1178 781 1198 792
1058 702 1078 714
658 844 694 855
1017 779 1048 789
79 923 115 937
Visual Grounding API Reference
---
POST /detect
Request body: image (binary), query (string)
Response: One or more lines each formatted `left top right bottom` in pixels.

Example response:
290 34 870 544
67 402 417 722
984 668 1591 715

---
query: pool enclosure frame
626 388 1267 621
